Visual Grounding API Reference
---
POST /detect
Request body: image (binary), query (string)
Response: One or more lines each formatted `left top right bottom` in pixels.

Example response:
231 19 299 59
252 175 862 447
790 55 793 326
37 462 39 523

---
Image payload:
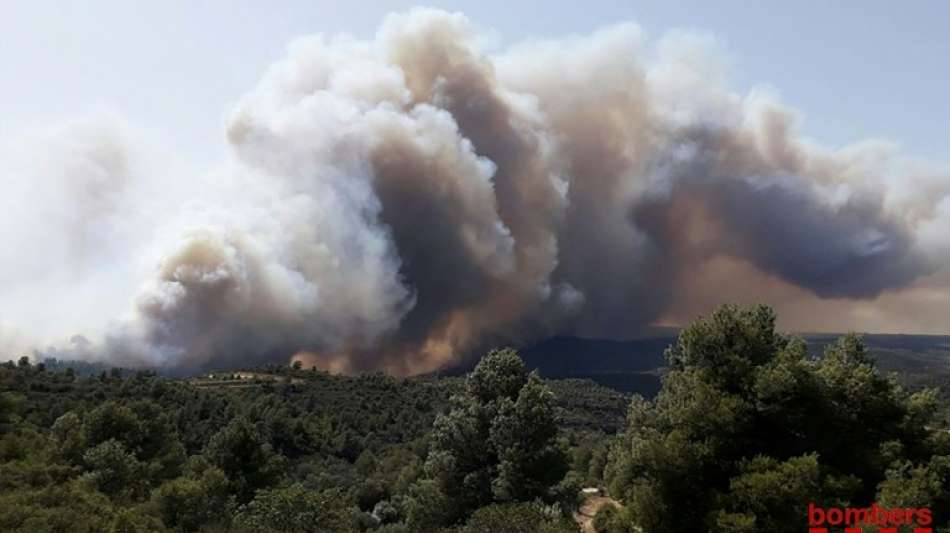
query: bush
459 502 577 533
233 484 352 532
419 349 569 526
592 503 628 533
149 467 232 530
604 304 949 532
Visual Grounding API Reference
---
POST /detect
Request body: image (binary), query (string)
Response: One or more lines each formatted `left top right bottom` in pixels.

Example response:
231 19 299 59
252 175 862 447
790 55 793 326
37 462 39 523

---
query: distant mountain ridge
31 331 950 399
511 332 950 397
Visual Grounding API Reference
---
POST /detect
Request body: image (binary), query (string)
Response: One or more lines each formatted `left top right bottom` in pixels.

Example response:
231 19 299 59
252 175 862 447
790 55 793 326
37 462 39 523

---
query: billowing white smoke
2 9 948 373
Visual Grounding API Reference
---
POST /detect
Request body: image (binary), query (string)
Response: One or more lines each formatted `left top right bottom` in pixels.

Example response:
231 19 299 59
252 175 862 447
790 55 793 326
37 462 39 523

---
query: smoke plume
2 9 949 374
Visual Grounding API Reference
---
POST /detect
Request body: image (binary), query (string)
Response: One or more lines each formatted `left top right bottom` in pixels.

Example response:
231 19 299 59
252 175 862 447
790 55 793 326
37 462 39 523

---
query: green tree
51 411 84 463
877 455 950 530
233 484 352 532
81 402 141 451
71 401 184 490
592 503 630 533
459 502 577 533
0 392 24 432
605 304 944 532
205 417 284 503
82 439 142 499
108 507 168 533
414 348 568 528
404 479 452 531
149 467 232 531
0 479 117 532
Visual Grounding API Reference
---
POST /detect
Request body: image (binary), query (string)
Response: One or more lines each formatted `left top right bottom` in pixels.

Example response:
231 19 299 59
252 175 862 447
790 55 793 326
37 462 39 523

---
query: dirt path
573 495 621 533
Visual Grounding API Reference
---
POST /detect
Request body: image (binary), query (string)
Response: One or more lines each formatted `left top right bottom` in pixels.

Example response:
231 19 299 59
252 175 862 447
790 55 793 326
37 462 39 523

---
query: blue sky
1 0 947 167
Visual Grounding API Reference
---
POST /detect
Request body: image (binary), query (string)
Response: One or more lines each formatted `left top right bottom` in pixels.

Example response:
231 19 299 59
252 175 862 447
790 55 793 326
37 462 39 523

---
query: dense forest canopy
1 305 948 532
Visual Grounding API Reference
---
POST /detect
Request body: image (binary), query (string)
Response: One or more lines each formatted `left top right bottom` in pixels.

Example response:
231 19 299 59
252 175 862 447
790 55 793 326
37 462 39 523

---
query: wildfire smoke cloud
2 9 948 374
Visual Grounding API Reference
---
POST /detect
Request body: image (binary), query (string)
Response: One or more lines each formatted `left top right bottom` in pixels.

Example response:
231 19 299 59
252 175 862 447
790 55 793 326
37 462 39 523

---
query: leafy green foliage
82 439 142 498
605 304 950 532
0 348 603 531
592 503 629 533
149 466 231 530
234 484 352 532
5 307 946 532
459 502 578 533
205 417 284 502
415 348 570 528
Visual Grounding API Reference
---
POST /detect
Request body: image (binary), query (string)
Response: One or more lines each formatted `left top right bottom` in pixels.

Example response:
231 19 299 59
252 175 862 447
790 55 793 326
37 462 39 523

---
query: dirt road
573 495 621 533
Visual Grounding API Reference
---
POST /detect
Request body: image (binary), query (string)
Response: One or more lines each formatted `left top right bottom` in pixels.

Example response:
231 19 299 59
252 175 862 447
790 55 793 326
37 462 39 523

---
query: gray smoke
2 9 948 374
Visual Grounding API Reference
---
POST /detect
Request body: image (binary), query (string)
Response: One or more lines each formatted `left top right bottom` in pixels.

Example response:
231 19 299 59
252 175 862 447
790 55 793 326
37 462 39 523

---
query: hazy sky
2 0 948 168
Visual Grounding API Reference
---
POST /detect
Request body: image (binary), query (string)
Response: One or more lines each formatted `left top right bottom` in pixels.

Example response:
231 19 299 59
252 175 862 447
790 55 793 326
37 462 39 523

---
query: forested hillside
0 349 621 532
1 305 949 532
517 332 950 406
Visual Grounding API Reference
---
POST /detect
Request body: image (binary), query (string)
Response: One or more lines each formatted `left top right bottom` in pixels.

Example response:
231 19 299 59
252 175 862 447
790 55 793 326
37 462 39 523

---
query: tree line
0 304 947 532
